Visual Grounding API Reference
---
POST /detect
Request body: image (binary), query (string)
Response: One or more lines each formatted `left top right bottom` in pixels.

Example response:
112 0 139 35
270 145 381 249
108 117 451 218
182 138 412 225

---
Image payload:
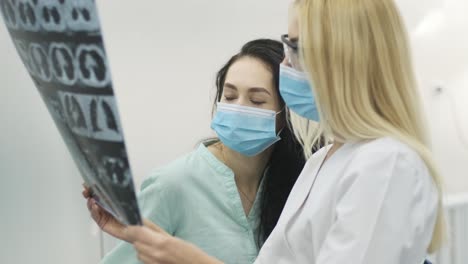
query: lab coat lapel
278 148 328 225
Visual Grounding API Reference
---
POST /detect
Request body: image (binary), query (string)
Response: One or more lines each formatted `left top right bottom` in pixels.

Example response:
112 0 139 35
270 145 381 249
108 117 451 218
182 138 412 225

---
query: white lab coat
255 137 438 264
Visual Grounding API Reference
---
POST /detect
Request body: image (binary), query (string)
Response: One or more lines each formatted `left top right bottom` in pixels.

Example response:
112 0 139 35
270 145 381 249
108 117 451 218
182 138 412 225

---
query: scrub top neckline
197 143 263 222
197 143 234 177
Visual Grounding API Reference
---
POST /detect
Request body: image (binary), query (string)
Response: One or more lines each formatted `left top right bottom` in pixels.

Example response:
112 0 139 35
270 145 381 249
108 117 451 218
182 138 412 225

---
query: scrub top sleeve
100 171 177 264
314 149 438 264
138 170 177 234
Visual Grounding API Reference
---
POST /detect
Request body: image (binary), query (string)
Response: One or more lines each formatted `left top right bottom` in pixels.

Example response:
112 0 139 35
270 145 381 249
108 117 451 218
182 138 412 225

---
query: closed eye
251 100 266 105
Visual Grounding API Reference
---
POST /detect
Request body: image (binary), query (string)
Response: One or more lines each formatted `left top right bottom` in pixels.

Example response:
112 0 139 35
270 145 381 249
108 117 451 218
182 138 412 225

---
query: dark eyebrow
225 82 271 96
224 82 237 90
249 87 271 96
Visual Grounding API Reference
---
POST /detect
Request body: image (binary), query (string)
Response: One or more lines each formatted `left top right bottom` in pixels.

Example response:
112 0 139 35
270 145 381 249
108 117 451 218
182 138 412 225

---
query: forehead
224 57 274 89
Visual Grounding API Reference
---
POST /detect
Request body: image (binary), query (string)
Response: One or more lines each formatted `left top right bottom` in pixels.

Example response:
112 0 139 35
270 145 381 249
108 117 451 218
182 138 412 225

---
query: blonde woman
123 1 444 263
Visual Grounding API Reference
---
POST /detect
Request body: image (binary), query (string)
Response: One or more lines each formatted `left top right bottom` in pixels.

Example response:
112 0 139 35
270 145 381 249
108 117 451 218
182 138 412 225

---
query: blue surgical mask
279 64 320 121
211 103 282 157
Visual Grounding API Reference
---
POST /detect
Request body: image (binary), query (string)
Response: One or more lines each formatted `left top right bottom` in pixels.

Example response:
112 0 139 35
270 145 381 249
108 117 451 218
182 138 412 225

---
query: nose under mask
279 64 319 121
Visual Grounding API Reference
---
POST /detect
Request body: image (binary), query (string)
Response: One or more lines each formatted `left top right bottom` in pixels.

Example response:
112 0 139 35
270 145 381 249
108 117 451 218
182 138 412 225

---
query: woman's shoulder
306 137 427 172
351 137 425 167
342 137 434 190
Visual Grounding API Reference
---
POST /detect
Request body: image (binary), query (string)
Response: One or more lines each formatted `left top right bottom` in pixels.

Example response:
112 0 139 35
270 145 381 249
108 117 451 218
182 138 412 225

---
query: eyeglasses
281 34 302 71
281 34 298 50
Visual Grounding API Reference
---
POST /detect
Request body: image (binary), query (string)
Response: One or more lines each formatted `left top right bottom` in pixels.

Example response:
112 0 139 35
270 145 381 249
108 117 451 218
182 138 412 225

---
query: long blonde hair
286 110 324 159
293 0 445 252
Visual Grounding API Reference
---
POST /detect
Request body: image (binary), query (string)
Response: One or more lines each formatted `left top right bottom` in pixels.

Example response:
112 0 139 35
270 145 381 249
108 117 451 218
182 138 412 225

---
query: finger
86 198 94 211
90 202 105 223
82 185 90 196
82 184 90 194
83 185 95 197
91 203 108 224
143 219 167 234
90 203 101 218
90 204 101 222
87 198 98 210
125 226 141 243
83 185 96 198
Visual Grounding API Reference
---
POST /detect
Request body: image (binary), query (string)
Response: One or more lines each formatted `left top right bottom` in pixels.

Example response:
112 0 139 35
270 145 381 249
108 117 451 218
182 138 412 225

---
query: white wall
400 0 468 194
0 1 466 263
94 0 290 188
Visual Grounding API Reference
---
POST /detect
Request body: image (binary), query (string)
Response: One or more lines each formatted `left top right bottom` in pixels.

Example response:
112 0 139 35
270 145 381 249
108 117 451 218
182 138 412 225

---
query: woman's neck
324 142 344 162
210 141 272 194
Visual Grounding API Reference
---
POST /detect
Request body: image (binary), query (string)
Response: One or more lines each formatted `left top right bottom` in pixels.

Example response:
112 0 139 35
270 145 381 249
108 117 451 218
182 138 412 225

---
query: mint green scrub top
100 143 263 264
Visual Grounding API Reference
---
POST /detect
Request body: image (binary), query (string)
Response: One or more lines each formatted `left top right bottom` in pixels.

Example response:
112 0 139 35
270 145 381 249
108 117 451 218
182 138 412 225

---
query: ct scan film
0 0 141 225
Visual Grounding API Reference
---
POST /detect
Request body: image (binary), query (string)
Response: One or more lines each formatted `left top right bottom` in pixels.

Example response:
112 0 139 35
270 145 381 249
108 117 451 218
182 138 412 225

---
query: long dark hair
212 39 306 245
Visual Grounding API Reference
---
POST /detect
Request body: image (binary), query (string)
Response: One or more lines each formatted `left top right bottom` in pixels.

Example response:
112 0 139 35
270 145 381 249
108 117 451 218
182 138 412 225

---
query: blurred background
0 0 466 263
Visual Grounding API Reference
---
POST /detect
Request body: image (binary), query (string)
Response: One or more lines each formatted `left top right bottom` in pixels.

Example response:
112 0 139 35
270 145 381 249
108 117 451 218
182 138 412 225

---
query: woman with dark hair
84 38 306 263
